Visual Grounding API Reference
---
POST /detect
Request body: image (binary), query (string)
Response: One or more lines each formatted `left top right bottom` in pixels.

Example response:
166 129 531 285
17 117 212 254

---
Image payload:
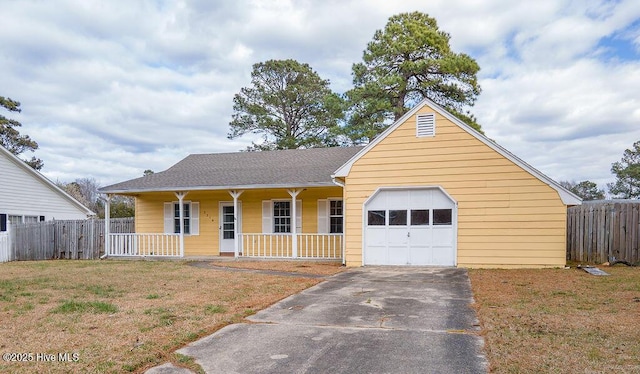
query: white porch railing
241 234 292 257
106 232 342 259
0 231 10 263
108 233 181 257
241 233 342 259
297 234 343 259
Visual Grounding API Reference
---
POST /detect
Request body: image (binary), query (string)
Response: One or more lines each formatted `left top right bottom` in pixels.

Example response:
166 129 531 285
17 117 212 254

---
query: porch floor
105 255 342 263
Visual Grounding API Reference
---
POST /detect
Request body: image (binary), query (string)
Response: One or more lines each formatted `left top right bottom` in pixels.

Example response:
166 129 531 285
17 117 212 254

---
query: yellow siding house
100 99 581 268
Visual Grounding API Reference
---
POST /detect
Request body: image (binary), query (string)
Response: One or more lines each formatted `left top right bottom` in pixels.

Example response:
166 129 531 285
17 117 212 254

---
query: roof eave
98 182 340 194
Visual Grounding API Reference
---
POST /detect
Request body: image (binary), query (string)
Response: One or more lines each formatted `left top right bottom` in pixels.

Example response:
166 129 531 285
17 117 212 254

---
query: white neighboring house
0 145 94 231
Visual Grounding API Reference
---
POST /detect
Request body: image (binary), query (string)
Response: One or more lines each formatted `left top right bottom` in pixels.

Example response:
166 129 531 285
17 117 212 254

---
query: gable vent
416 113 435 137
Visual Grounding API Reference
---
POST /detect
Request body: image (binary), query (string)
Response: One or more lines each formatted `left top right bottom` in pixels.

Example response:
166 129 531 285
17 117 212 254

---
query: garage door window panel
410 210 429 225
433 209 452 225
389 210 407 225
367 210 386 226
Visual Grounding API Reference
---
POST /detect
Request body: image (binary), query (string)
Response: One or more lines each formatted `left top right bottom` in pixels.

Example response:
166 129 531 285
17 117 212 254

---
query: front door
219 202 241 253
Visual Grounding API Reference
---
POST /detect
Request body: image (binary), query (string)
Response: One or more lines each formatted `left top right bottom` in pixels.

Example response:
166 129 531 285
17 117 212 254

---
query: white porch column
229 190 244 259
288 189 302 258
102 194 112 259
332 177 347 265
175 191 188 257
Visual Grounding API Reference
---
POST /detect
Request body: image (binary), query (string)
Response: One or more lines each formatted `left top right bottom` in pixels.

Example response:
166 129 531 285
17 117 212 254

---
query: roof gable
333 99 581 205
0 145 95 215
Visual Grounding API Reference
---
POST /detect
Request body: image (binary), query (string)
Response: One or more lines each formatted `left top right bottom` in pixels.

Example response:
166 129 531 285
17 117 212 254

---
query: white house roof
0 145 95 215
332 98 582 206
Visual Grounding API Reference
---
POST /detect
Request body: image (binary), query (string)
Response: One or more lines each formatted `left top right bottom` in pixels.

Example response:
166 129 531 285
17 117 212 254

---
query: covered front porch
102 187 344 261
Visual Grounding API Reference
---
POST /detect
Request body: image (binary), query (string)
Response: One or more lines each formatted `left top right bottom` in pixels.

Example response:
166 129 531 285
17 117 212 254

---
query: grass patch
85 285 123 298
17 302 34 313
0 259 339 373
243 308 255 316
212 260 344 275
144 307 177 327
51 300 118 314
0 279 18 301
204 304 226 314
174 352 205 374
470 266 640 373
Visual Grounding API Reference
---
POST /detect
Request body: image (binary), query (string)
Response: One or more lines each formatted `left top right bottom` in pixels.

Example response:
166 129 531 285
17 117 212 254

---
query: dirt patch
0 260 341 373
207 259 345 276
469 266 640 373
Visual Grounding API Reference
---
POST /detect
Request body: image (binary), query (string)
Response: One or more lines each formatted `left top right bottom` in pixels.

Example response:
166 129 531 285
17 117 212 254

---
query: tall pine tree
1 96 43 170
344 12 481 143
228 59 344 151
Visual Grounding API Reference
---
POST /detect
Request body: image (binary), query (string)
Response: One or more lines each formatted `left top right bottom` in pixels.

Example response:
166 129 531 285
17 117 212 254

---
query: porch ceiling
98 182 340 195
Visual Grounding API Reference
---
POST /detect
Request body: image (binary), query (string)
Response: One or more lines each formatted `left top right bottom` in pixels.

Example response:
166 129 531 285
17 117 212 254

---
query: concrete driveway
149 267 487 374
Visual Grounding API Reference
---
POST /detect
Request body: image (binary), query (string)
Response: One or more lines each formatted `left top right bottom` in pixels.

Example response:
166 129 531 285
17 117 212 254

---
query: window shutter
296 200 302 231
191 202 200 235
416 113 435 137
262 201 273 233
317 200 328 234
164 202 173 233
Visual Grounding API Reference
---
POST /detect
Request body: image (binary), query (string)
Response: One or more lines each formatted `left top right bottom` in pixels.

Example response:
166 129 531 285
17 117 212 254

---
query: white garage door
364 188 456 266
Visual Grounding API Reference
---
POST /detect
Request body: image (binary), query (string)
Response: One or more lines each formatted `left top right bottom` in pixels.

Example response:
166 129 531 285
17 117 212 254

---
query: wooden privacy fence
5 218 134 261
567 201 640 264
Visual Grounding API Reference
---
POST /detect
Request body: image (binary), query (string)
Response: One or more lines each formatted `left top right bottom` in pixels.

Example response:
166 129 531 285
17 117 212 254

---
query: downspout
331 177 346 266
100 194 112 259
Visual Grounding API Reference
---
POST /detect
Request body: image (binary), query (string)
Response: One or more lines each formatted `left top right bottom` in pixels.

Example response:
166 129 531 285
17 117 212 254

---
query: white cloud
476 57 640 186
1 0 639 192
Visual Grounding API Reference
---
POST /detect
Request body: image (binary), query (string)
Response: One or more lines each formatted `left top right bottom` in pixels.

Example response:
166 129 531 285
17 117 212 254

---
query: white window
273 201 291 233
329 200 343 233
262 200 301 234
318 199 343 234
174 203 190 234
24 216 39 224
0 214 44 230
416 113 436 137
164 201 199 235
9 215 23 224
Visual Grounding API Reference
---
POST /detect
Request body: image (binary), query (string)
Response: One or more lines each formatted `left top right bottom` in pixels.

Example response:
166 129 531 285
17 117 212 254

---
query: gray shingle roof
99 146 363 193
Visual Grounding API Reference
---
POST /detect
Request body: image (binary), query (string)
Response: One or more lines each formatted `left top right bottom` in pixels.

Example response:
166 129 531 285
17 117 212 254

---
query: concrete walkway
147 267 487 374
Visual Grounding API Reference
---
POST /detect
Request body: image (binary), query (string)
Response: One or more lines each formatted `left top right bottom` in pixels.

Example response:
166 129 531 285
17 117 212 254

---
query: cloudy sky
2 0 639 191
